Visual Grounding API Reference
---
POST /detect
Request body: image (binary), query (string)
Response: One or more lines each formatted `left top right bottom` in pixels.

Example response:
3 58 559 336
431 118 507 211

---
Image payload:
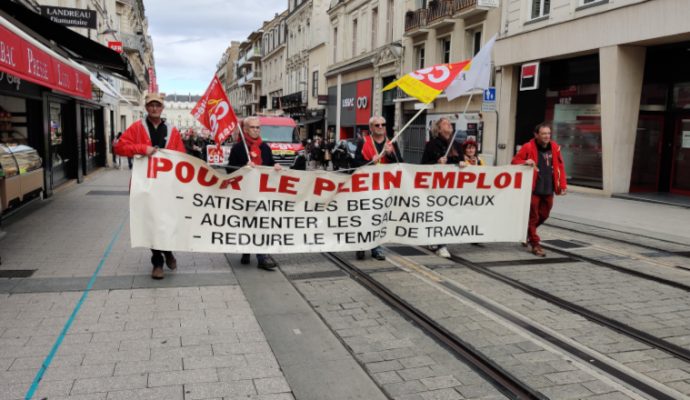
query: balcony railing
453 0 478 13
404 9 427 32
427 0 454 24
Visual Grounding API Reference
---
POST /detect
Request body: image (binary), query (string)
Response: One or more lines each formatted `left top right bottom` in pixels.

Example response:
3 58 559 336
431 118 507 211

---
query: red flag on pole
191 75 238 150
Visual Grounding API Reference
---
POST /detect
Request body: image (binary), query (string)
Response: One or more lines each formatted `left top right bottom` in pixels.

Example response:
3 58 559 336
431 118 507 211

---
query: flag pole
372 104 427 162
444 91 474 158
236 123 251 162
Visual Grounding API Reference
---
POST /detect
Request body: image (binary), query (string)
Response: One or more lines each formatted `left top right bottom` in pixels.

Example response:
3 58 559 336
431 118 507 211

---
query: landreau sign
40 6 97 29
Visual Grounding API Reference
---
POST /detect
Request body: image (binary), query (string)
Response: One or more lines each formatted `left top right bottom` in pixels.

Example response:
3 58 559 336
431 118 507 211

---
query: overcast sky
146 0 286 95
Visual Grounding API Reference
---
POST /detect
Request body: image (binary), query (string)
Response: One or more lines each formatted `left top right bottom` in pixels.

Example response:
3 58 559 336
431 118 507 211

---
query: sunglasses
247 126 260 129
374 123 386 127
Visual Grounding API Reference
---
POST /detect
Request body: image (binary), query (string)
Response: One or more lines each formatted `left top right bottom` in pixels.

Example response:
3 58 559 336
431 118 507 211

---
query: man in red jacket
512 123 567 257
114 93 186 279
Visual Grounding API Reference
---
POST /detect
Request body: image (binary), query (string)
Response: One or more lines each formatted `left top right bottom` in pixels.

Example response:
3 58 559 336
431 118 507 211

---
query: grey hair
243 116 260 129
369 115 385 129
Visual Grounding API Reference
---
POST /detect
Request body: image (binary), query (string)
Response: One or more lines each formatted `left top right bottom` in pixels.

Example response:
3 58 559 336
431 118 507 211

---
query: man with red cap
114 92 186 279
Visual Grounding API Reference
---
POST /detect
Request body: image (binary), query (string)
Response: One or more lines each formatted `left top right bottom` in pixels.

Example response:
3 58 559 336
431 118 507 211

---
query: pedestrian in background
420 117 462 258
227 116 282 270
184 128 205 160
512 122 567 257
354 115 403 261
114 93 186 279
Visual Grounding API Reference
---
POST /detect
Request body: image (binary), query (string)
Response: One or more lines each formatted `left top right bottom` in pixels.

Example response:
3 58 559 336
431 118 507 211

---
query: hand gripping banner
130 151 533 253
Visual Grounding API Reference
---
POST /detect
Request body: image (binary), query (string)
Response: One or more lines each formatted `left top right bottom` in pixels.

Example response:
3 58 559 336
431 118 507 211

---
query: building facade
398 0 501 163
283 0 311 129
162 94 202 132
216 41 241 92
235 31 264 116
261 12 288 115
494 0 690 197
326 0 404 143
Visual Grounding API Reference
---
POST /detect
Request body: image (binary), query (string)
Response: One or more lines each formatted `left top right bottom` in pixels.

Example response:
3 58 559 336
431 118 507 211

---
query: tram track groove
445 251 690 366
322 252 546 400
321 249 689 400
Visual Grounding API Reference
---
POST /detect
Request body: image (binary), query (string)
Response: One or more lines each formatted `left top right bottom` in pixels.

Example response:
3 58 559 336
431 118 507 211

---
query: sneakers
531 244 546 257
240 254 251 265
371 248 386 261
356 251 365 260
164 253 177 270
151 266 164 280
257 255 278 270
435 246 451 258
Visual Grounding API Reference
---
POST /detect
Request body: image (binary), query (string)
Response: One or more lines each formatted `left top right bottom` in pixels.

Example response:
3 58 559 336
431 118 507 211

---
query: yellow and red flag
191 75 238 150
383 60 471 104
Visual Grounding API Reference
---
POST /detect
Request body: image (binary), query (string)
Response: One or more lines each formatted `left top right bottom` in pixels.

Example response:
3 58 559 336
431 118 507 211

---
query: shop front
327 78 372 140
515 54 603 189
630 42 690 196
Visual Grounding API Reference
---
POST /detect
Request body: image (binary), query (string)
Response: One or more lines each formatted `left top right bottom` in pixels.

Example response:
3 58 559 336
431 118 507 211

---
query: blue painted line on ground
24 212 129 400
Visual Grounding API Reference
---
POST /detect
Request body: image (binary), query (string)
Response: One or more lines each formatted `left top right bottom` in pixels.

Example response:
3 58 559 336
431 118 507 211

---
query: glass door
670 116 690 195
630 115 664 192
49 102 68 187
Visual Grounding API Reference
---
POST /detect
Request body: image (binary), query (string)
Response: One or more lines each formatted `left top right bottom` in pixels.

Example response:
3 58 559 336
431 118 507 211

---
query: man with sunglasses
114 93 186 280
354 115 403 261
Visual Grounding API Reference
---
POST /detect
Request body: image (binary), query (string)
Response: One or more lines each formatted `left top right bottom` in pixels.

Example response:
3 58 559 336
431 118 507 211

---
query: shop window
415 45 425 69
547 84 603 189
440 37 451 64
673 83 690 109
530 0 550 20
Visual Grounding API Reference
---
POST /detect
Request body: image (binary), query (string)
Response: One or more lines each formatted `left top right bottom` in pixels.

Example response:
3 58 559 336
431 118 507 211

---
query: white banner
130 150 533 253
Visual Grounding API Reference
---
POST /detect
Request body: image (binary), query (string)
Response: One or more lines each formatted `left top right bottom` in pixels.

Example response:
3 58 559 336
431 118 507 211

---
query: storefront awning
0 1 138 85
89 72 132 105
0 15 92 99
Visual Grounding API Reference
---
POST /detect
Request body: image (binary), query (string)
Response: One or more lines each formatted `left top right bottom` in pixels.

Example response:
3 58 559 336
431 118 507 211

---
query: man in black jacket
419 117 462 258
227 116 282 270
420 118 462 166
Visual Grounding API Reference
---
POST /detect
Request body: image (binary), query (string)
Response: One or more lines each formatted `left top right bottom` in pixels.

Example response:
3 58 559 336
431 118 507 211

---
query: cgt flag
382 61 471 104
191 75 238 150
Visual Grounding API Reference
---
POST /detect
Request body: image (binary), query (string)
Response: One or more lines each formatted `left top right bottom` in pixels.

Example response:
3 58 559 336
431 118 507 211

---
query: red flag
191 76 238 150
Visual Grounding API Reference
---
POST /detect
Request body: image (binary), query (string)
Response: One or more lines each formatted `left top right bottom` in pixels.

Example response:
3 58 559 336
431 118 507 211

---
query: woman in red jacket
511 123 567 257
114 93 186 280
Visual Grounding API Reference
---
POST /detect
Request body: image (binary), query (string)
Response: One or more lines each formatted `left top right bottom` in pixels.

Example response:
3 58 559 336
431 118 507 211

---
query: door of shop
630 114 664 192
670 115 690 195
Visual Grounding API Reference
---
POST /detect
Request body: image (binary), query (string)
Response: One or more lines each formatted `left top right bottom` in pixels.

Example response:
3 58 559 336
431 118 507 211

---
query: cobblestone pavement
0 169 294 400
539 224 690 286
2 168 690 399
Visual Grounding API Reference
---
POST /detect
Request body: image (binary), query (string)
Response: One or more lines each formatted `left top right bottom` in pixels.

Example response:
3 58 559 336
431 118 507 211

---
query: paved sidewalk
0 169 294 400
552 192 690 243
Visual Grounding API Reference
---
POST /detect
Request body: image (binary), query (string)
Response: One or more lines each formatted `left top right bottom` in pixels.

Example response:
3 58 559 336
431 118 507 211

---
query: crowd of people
114 93 567 280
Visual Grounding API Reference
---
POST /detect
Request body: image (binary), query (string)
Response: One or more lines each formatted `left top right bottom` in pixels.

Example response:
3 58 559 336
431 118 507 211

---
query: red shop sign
108 41 123 53
355 78 372 126
0 23 91 99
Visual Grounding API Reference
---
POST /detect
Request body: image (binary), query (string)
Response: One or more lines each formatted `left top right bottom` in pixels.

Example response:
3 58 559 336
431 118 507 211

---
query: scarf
244 134 263 166
464 154 482 166
362 135 390 164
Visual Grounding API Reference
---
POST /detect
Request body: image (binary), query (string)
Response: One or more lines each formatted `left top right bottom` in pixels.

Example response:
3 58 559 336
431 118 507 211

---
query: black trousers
151 249 173 267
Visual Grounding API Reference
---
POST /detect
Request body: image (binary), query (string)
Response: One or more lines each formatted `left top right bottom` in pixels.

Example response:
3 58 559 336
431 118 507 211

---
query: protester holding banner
460 139 485 167
353 116 403 261
114 92 186 280
421 118 463 166
227 116 282 270
512 123 567 257
419 117 463 259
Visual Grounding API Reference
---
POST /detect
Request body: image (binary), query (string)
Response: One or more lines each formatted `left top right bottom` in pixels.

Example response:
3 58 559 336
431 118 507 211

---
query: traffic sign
483 87 496 102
